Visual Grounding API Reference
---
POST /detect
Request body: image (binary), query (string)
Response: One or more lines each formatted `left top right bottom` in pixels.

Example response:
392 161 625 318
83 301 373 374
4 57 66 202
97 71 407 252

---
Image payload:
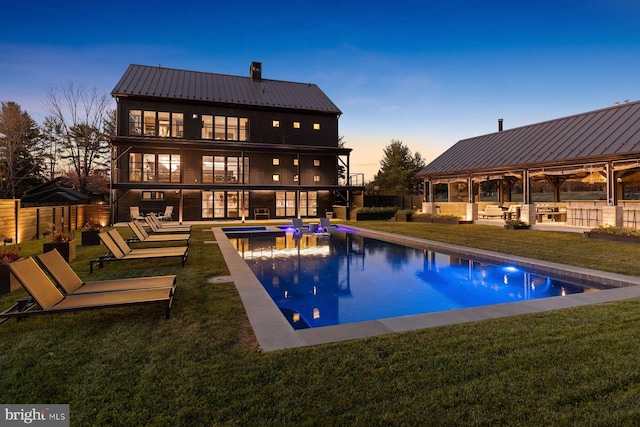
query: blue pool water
228 230 604 330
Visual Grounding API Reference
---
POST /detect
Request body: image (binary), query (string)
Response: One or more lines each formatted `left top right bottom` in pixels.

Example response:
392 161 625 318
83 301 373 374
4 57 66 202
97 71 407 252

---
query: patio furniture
130 206 145 220
145 214 191 232
319 217 338 233
292 218 309 235
90 230 188 273
503 205 521 220
2 257 174 321
478 205 505 219
127 222 191 245
254 208 270 219
158 206 174 221
36 249 177 294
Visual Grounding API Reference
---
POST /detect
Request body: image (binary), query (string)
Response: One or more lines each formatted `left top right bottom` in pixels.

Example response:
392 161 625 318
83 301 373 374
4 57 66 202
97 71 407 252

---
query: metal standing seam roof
111 64 342 115
418 101 640 177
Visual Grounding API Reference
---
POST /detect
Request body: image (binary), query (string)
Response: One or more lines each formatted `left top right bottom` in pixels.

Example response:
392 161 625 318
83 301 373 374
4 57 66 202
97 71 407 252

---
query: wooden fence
0 200 110 244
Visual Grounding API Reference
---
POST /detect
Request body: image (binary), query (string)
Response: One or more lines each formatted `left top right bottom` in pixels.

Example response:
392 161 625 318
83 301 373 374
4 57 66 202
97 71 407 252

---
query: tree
43 82 114 194
0 101 45 198
369 139 426 195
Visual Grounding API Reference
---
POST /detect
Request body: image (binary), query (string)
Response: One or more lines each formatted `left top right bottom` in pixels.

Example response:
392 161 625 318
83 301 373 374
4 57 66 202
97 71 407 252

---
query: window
129 110 142 135
293 158 299 166
129 153 180 182
202 190 248 219
293 174 299 182
239 118 249 141
200 115 249 141
158 112 170 137
202 156 214 183
313 123 320 130
272 174 280 182
202 115 213 139
313 175 320 182
227 157 239 183
293 121 300 129
131 110 183 137
276 191 296 216
142 191 164 200
215 116 225 139
205 156 248 184
273 120 280 128
144 111 156 136
299 191 317 216
144 153 156 181
202 191 214 219
227 117 238 140
214 156 225 183
172 113 184 138
243 157 250 184
129 153 142 181
272 158 280 166
314 159 320 167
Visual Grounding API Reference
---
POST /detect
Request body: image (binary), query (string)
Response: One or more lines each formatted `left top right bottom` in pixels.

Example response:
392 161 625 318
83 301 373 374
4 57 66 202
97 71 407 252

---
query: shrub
504 219 529 227
0 246 21 264
590 225 640 237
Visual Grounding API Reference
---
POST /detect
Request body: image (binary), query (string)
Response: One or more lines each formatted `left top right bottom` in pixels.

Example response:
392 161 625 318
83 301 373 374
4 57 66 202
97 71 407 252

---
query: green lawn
2 223 640 426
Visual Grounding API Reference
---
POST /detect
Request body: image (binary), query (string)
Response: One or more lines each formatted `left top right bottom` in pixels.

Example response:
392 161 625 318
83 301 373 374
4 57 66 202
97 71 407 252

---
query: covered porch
417 101 640 229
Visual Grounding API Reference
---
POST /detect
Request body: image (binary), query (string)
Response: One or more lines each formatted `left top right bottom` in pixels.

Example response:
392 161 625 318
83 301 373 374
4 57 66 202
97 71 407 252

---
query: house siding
110 63 358 222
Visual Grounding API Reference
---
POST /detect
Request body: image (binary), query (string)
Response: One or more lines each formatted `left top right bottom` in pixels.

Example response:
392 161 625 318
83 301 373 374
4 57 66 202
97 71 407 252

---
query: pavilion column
602 163 623 227
466 176 477 220
606 162 616 206
422 180 435 214
520 170 537 224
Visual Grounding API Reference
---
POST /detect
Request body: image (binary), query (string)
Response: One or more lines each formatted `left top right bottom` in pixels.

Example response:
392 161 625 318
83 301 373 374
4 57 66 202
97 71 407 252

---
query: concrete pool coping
212 225 640 352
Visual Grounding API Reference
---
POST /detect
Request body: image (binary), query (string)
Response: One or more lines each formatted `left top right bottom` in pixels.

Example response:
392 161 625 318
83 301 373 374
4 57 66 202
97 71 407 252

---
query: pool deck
212 224 640 352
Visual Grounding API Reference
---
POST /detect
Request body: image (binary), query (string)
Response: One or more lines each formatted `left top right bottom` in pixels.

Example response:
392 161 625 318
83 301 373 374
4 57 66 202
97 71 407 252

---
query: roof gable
111 64 342 114
419 101 640 177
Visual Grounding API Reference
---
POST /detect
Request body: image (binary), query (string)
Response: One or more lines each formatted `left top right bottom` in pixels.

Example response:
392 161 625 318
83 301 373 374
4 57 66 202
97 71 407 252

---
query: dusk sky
2 0 640 180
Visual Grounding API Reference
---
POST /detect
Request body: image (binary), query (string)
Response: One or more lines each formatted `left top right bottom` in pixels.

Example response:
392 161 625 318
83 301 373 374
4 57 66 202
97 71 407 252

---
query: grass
2 222 640 425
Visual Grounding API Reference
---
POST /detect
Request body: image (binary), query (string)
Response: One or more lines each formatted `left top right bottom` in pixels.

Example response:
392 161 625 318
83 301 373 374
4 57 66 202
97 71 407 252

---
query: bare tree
0 101 44 198
43 82 113 194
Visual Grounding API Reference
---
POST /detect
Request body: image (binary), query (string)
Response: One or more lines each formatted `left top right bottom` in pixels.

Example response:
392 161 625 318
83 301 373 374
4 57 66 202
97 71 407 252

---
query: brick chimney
250 62 262 80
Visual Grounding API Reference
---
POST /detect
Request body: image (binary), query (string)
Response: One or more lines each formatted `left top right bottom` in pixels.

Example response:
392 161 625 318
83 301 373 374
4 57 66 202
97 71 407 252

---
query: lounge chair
319 217 338 233
130 206 145 221
292 218 309 235
90 230 188 273
158 206 173 221
144 215 191 233
1 258 174 321
37 249 177 294
127 221 191 245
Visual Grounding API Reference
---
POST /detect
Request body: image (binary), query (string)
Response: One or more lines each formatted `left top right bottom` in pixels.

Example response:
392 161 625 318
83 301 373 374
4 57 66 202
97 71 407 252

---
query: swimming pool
227 229 609 330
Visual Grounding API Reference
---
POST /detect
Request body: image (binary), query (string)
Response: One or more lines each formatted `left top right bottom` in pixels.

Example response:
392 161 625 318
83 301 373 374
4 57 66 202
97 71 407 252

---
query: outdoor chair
37 249 177 294
319 217 338 233
130 206 145 221
127 222 191 245
90 230 188 273
1 257 174 321
292 218 309 235
158 206 174 221
144 215 191 233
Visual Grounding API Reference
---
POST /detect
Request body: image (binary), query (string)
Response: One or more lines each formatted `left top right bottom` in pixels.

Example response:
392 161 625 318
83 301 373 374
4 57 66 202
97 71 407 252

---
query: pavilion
417 100 640 228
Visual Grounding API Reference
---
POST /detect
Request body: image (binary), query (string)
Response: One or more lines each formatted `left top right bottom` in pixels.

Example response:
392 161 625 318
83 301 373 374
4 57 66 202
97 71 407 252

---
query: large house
110 62 363 222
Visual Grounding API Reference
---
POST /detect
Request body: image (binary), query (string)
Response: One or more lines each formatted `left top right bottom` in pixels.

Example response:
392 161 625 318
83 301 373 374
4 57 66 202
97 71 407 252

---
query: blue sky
2 0 640 180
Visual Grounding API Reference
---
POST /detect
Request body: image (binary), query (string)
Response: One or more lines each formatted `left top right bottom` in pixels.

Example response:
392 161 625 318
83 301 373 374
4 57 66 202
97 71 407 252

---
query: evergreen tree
0 101 45 198
370 139 425 195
